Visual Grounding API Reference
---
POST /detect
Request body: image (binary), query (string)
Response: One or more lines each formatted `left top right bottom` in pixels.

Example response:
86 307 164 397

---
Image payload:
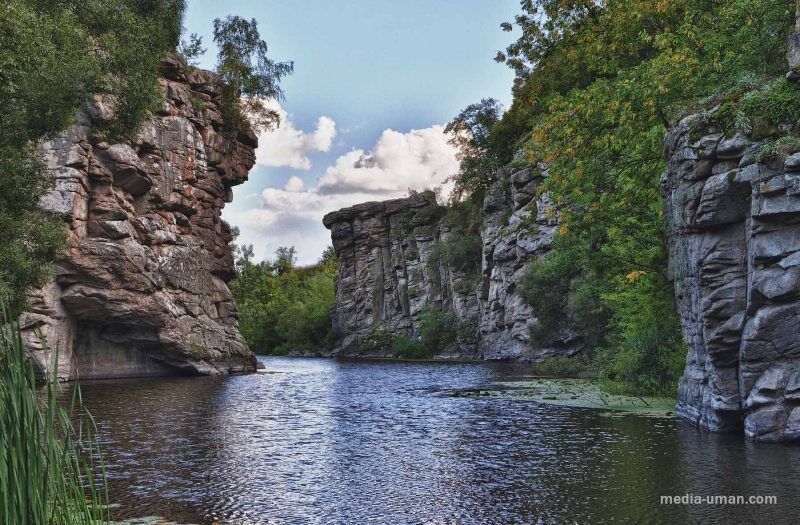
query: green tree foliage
497 0 794 395
517 241 608 350
417 306 460 355
179 32 207 65
428 195 484 275
389 336 424 359
360 305 470 359
445 98 506 200
495 0 600 84
230 247 337 355
274 246 297 275
212 16 294 131
393 306 469 359
0 0 186 316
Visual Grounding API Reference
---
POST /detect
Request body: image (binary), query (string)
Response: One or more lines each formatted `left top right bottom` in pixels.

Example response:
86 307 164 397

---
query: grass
0 303 109 524
391 335 431 359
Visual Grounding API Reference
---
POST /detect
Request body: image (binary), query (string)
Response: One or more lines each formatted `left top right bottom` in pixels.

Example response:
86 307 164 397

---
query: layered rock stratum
664 115 800 442
322 167 583 361
21 58 257 381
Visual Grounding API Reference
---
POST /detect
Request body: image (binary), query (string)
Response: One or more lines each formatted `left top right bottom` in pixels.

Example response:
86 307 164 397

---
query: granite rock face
663 115 800 442
323 167 582 361
21 58 257 381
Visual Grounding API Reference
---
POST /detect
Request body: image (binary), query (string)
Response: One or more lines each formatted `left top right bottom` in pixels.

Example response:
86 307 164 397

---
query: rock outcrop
323 166 582 361
663 115 800 442
21 58 257 381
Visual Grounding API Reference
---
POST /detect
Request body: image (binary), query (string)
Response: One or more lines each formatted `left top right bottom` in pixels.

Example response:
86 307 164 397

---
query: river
76 357 800 524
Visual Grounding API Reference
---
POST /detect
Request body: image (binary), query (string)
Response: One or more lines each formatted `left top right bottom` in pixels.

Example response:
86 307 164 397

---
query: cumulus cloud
256 100 336 170
227 124 459 265
283 176 306 192
317 126 457 195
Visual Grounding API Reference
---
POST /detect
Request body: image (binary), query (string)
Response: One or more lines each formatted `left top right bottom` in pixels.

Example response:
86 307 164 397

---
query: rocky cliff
20 58 257 381
663 115 800 442
322 166 582 361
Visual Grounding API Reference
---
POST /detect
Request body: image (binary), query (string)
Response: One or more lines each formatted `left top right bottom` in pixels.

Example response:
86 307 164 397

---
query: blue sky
184 0 519 264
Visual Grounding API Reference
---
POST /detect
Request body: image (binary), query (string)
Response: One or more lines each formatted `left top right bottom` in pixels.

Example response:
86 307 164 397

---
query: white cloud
317 126 457 195
226 124 459 265
255 100 336 170
283 176 305 192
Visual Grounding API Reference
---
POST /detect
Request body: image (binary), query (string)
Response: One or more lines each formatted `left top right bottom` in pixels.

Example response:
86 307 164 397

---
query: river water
77 357 800 524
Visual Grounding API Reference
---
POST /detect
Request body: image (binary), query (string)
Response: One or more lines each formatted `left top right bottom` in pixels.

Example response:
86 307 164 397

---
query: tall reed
0 306 109 524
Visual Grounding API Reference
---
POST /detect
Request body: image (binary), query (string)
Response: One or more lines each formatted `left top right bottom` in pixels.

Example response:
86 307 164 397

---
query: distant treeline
230 245 338 356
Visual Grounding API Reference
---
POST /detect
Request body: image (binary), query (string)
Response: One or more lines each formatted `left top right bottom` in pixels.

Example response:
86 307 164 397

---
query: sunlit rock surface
663 114 800 442
21 58 257 381
323 167 583 361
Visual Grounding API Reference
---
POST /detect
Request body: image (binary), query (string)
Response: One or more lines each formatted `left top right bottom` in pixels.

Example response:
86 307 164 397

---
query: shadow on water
73 357 800 524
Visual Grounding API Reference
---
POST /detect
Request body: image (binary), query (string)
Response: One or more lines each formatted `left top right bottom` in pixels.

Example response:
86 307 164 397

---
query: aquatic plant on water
0 303 109 524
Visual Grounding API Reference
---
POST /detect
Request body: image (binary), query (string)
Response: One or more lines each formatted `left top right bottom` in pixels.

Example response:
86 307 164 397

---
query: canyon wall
663 115 800 442
322 166 583 361
20 58 257 381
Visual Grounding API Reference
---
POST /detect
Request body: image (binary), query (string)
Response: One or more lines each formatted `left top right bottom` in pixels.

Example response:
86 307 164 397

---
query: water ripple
73 357 800 524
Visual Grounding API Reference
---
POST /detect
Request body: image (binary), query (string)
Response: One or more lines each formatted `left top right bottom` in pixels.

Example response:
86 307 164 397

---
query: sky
184 0 520 265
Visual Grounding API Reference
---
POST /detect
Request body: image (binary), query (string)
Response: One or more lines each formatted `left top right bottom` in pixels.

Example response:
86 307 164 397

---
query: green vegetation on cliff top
447 0 797 396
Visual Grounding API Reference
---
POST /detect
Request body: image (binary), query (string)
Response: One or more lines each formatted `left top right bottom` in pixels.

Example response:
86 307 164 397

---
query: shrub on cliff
369 306 467 359
392 335 428 359
417 306 460 355
518 244 608 351
429 195 485 276
361 327 395 355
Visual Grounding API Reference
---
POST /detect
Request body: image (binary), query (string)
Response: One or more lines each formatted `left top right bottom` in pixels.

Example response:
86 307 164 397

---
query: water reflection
74 357 800 524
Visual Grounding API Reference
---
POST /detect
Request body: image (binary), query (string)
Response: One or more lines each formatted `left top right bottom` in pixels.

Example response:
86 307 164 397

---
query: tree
445 98 504 200
495 0 598 86
179 33 207 65
274 246 297 276
235 244 256 271
319 245 337 265
212 16 294 131
229 245 337 355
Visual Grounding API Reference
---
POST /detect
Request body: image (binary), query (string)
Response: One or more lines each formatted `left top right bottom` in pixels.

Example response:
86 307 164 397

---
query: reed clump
0 304 109 524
